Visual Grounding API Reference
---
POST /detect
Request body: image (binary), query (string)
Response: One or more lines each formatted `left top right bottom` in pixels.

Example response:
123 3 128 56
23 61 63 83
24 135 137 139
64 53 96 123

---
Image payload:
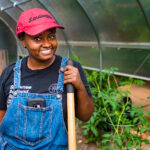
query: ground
76 124 100 150
76 124 150 150
76 83 150 150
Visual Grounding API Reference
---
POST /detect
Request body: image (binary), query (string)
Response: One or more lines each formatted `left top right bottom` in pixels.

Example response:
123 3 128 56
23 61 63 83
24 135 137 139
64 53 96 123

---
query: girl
0 8 94 150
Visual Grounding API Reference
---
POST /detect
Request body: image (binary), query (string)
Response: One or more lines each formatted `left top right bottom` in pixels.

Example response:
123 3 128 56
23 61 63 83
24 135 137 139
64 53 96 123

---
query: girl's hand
61 64 94 121
60 65 84 90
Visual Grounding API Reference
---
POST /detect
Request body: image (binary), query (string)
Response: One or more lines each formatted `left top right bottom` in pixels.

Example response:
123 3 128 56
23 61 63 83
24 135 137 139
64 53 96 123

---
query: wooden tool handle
66 59 76 150
66 59 74 93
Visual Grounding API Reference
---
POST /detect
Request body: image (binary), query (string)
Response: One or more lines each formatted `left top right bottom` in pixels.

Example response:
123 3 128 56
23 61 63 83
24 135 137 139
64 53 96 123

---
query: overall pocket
0 137 14 150
15 103 52 144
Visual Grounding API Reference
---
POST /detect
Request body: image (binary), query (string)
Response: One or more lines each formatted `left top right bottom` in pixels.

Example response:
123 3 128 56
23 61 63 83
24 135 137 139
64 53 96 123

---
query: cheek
52 40 57 49
27 45 41 57
27 42 41 51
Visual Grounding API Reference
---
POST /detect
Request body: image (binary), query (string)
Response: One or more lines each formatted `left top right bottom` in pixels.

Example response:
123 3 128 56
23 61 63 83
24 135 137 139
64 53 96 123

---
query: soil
76 123 100 150
76 123 150 150
76 83 150 150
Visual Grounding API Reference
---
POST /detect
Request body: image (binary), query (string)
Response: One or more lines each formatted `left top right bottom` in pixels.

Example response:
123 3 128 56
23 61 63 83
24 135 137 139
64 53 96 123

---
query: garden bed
119 82 150 112
76 124 100 150
76 123 150 150
78 69 150 149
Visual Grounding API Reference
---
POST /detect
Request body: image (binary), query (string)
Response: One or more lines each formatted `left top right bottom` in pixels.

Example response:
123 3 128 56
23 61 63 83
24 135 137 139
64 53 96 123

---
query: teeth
41 49 51 54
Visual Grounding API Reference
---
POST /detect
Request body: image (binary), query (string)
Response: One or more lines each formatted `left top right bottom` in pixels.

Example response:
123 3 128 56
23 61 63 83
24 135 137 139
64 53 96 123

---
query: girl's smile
21 29 57 69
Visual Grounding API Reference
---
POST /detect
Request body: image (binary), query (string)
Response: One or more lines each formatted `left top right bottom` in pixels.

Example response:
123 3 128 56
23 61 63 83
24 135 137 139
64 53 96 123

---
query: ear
20 39 26 48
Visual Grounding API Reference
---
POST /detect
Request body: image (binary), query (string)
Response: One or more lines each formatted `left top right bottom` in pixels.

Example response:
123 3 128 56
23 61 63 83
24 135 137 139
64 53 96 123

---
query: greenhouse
0 0 150 150
0 0 150 80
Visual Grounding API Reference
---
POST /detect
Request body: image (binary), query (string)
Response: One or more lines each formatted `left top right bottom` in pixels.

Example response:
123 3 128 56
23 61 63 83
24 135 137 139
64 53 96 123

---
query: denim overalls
0 57 68 150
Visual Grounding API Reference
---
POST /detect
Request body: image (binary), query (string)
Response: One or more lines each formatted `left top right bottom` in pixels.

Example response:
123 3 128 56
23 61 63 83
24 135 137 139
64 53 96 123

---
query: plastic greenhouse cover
0 0 150 80
0 0 12 9
44 0 97 41
5 7 22 22
71 45 100 68
38 0 72 43
138 0 150 28
17 0 43 11
10 0 29 2
69 45 150 78
82 0 150 42
0 20 17 63
102 47 150 78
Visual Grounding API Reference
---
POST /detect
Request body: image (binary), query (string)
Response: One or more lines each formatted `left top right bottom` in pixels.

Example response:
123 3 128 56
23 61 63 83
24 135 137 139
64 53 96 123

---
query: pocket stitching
15 103 52 145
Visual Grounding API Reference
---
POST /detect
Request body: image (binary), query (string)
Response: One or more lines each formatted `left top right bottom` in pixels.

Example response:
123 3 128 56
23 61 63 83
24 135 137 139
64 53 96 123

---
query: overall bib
0 57 68 150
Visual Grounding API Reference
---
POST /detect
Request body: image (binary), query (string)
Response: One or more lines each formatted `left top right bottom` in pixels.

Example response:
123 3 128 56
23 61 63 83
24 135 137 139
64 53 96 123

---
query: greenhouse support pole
137 0 150 30
76 0 102 88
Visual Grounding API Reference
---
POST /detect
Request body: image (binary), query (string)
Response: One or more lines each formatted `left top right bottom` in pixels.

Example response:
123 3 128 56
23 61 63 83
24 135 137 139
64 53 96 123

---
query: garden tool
66 59 76 150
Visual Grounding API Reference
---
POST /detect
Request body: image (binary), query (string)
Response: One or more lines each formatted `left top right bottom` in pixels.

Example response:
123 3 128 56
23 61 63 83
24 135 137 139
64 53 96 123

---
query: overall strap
57 57 68 93
13 59 22 90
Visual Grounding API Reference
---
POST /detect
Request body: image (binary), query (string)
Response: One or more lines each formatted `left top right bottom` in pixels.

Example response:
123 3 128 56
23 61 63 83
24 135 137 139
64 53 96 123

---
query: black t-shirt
0 55 92 127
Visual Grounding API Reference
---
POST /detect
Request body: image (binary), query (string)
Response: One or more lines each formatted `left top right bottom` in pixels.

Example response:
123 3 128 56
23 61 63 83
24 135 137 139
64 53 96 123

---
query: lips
40 49 52 54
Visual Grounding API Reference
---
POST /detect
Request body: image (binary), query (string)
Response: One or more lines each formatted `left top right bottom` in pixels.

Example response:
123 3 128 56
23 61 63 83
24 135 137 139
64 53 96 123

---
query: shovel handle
66 59 76 150
66 59 74 93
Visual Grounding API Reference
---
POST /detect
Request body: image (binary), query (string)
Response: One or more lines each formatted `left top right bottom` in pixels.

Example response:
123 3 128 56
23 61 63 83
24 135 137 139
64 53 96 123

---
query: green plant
82 68 150 149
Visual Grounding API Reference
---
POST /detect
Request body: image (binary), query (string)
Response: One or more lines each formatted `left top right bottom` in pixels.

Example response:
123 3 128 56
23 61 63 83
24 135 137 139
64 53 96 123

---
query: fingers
62 66 78 83
60 65 82 89
60 65 73 72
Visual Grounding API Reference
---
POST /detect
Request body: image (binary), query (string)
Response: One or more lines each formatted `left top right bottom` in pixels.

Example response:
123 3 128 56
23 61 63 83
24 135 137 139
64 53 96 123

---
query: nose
42 39 52 48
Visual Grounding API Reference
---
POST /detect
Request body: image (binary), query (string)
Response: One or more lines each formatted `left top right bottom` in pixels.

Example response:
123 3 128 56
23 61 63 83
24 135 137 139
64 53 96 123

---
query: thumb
60 68 64 72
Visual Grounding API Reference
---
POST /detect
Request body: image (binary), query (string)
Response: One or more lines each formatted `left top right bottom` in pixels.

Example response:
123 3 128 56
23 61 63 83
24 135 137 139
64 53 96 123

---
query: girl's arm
61 65 94 121
0 110 6 123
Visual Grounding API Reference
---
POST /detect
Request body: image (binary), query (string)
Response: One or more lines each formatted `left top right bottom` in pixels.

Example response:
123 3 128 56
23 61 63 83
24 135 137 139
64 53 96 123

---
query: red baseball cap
16 8 64 38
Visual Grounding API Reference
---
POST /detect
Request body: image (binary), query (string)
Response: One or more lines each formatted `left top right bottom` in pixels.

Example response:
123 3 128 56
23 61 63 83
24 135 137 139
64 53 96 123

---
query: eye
48 34 56 40
34 36 41 41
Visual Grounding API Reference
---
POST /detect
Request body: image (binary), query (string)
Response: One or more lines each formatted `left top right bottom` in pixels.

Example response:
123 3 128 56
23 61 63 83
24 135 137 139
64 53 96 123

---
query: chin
39 55 55 62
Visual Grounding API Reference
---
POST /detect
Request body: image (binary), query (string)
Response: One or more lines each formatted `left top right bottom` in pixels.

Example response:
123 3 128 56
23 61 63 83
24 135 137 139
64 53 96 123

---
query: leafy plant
82 68 150 149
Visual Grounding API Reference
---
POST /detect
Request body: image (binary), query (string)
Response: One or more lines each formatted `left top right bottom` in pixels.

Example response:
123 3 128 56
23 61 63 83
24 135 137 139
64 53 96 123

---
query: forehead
42 28 56 34
36 28 56 36
26 28 56 37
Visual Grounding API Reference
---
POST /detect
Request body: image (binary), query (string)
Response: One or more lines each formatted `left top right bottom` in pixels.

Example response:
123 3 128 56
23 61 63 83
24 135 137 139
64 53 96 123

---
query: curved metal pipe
0 12 18 59
12 0 32 7
76 0 102 87
0 9 17 33
38 0 71 58
0 0 32 11
137 0 150 30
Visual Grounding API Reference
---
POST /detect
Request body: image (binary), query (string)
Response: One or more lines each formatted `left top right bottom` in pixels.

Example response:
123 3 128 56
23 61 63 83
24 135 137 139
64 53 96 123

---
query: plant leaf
91 126 99 137
115 139 122 148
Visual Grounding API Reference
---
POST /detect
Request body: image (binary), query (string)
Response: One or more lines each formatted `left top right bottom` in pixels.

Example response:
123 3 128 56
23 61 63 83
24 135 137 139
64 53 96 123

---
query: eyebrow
48 28 56 33
31 29 56 37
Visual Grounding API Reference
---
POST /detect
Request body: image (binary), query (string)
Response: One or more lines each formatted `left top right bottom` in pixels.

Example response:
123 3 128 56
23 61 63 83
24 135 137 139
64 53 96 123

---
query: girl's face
21 29 57 63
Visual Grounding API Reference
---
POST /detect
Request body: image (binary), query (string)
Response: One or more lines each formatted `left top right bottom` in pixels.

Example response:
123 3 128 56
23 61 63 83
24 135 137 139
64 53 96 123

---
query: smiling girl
0 8 94 150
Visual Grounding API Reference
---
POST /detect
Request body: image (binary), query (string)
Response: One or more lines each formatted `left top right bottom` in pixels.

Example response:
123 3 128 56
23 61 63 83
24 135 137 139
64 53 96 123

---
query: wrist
76 82 85 91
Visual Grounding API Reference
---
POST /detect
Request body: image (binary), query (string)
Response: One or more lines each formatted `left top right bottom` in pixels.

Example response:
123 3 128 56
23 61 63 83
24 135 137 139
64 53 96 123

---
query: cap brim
24 22 64 36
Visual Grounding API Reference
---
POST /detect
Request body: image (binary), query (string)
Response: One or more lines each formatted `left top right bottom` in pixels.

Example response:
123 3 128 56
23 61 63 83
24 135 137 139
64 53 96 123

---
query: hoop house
0 0 150 80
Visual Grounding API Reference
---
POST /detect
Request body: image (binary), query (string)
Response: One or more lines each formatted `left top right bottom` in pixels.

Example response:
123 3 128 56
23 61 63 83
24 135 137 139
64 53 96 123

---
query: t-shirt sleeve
74 61 92 98
0 64 14 110
0 68 8 110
